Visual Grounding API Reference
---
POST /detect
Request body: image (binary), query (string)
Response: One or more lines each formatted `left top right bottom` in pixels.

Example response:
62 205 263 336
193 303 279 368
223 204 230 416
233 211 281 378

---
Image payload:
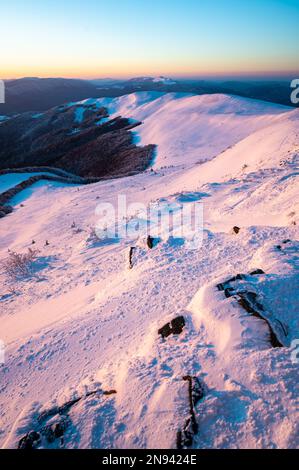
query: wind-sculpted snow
0 93 298 449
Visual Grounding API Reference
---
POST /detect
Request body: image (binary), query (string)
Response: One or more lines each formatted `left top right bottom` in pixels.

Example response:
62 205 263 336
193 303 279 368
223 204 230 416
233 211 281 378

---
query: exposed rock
21 388 117 449
158 322 173 339
171 316 186 335
42 424 56 443
217 272 287 348
129 247 135 269
147 235 154 249
177 415 198 449
51 417 70 440
250 269 265 275
217 274 246 291
224 287 234 298
0 205 13 218
177 376 205 449
233 226 240 234
58 397 82 415
158 316 185 338
18 431 41 449
183 375 205 409
102 390 117 396
237 292 284 348
38 388 117 424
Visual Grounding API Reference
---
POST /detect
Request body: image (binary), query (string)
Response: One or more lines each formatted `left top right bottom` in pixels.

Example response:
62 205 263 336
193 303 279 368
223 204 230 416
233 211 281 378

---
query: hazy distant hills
1 78 97 115
1 76 297 115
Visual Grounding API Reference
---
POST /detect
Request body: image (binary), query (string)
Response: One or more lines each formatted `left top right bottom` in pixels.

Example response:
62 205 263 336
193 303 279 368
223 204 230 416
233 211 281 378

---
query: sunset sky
1 0 299 79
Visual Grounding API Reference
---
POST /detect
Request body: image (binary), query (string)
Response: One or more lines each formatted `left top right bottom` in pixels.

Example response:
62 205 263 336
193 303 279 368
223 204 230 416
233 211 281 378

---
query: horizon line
2 70 299 81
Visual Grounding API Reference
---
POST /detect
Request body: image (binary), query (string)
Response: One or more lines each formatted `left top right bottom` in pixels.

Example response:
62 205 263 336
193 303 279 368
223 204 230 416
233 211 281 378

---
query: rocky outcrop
18 388 117 449
177 376 205 449
158 316 186 339
217 271 287 348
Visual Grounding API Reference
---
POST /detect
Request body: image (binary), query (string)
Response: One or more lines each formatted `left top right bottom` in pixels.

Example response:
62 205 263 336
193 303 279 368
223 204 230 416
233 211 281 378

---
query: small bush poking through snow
86 227 99 244
3 248 39 279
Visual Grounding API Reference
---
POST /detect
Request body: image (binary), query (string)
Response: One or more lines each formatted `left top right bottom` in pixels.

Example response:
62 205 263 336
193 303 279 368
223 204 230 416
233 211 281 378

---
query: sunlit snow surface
0 93 298 449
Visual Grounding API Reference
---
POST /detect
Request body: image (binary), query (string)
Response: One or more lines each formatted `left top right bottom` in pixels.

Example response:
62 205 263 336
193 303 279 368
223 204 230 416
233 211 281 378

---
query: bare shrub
3 248 39 279
71 221 83 234
86 226 101 244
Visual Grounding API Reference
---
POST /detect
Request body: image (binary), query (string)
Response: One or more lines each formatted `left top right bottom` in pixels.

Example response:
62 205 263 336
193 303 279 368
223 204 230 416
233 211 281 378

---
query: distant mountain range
0 76 297 115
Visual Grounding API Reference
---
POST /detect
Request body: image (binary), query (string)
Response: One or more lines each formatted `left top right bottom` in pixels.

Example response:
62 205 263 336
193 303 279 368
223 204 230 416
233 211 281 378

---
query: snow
31 113 44 119
8 180 78 206
152 76 177 85
0 172 58 195
0 93 298 449
74 106 86 124
95 117 109 126
90 92 293 168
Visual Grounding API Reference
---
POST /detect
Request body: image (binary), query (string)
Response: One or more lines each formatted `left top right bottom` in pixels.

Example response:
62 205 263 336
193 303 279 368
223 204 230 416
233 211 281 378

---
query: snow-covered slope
0 93 298 449
88 92 292 168
0 172 66 195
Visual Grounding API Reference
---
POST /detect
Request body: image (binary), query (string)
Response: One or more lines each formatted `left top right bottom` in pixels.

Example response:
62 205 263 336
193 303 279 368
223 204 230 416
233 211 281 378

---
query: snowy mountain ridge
79 92 294 168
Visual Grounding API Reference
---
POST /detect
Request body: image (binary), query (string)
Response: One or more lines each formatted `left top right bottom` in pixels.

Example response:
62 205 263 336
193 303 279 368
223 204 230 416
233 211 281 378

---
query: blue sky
1 0 299 78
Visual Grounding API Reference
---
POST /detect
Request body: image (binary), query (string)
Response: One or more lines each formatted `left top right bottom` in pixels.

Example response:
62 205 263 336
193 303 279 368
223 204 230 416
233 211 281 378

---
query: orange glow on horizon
2 64 299 81
1 1 298 81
